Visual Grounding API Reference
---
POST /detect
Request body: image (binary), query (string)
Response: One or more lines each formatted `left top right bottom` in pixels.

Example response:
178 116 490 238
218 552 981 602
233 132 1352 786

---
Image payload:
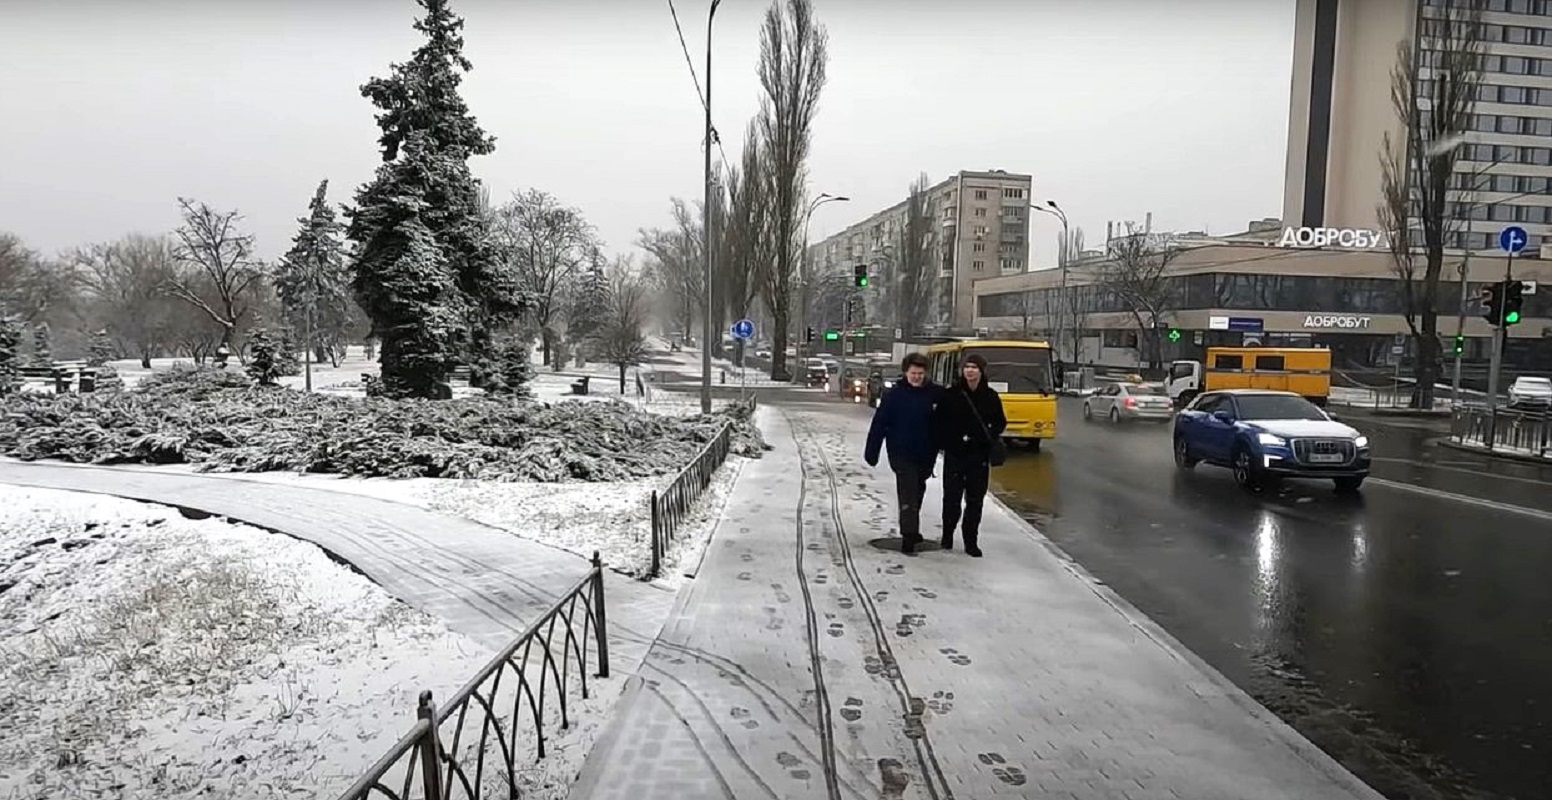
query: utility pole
699 0 721 415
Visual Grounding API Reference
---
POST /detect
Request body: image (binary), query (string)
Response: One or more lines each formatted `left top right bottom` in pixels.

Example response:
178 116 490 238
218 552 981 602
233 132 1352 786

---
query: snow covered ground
108 453 748 586
0 485 491 800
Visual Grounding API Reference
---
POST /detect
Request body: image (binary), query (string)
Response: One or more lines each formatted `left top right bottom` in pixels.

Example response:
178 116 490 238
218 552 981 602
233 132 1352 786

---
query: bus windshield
963 346 1055 395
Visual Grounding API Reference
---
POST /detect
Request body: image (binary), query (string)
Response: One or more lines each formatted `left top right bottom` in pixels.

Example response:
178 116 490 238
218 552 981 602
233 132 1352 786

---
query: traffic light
1504 280 1525 325
1453 332 1465 355
805 326 815 342
1481 282 1504 324
823 329 840 341
853 264 869 288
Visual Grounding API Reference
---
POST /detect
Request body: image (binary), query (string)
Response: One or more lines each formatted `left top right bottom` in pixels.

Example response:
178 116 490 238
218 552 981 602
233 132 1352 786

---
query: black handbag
960 391 1007 467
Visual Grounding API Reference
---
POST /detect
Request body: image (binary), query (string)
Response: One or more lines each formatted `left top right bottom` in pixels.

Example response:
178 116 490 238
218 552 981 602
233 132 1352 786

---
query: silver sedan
1083 382 1174 423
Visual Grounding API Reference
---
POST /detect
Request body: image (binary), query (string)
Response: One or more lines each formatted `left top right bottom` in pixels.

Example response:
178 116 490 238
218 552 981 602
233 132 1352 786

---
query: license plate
1308 453 1344 463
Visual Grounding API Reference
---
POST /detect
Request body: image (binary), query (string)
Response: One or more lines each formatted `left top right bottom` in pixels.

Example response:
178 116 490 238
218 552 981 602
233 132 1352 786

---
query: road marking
1369 477 1552 522
1370 457 1552 487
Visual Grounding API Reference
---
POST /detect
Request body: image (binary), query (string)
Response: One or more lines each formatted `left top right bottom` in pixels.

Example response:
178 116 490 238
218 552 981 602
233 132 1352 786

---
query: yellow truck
1164 347 1333 407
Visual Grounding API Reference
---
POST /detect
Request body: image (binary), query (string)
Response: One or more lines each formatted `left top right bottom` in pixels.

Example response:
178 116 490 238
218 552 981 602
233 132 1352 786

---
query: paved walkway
570 406 1384 800
0 460 676 672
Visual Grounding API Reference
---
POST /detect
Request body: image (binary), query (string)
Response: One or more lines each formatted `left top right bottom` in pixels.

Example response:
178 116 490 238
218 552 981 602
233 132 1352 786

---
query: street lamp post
798 193 849 374
1033 200 1071 357
699 0 722 414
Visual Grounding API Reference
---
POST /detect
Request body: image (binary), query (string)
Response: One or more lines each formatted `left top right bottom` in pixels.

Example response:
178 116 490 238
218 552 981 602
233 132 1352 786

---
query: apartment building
1284 0 1552 252
806 169 1033 332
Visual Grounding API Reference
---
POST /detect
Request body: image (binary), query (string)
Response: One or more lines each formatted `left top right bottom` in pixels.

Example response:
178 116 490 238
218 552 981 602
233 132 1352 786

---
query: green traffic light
1167 328 1181 342
1506 310 1521 324
824 330 839 341
858 277 869 287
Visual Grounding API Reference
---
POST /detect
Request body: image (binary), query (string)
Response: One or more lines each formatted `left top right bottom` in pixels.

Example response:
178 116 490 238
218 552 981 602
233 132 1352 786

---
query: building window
974 189 988 200
972 260 984 271
974 207 987 217
1002 188 1024 199
973 242 986 252
974 225 989 238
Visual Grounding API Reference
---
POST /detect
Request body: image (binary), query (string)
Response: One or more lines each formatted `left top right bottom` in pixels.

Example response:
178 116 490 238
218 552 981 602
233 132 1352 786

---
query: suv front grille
1291 438 1356 465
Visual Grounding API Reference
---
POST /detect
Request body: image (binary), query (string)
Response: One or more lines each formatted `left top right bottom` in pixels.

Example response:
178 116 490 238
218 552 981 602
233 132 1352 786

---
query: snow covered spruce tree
86 329 124 392
276 179 352 372
29 321 51 367
245 328 284 386
346 0 524 399
0 315 20 395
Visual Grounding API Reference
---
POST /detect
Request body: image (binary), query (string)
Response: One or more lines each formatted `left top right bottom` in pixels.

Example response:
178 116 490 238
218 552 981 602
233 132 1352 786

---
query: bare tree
638 197 704 341
165 198 266 347
74 235 181 368
1098 222 1179 369
756 0 828 380
720 128 774 363
591 256 650 395
1056 226 1088 363
1377 0 1483 409
891 175 937 338
1 233 82 327
492 188 596 366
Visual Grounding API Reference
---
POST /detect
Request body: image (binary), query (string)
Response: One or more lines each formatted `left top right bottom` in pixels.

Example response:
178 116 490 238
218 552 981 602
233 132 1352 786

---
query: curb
981 491 1388 800
1438 438 1552 464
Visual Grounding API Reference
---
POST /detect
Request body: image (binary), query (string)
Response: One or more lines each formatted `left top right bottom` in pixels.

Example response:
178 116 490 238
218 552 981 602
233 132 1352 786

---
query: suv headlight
883 380 894 388
1354 435 1369 449
1257 433 1286 446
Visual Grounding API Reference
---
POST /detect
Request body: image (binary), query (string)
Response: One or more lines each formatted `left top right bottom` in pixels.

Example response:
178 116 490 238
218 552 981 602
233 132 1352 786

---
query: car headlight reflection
1257 433 1286 447
1354 435 1369 449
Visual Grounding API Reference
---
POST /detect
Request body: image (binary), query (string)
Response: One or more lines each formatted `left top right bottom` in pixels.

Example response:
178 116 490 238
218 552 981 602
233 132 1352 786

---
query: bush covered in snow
0 366 765 481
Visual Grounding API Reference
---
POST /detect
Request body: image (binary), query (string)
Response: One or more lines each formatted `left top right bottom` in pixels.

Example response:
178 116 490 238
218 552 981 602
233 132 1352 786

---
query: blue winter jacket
864 378 941 471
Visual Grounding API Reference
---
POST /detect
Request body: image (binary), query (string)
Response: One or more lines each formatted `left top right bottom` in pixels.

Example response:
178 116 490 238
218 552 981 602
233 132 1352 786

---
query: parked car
1173 389 1371 493
1508 376 1552 408
841 367 869 402
1083 382 1173 423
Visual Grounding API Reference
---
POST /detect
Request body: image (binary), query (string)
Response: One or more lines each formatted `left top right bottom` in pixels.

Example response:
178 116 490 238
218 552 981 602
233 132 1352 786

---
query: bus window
964 346 1055 395
1214 354 1243 370
1254 355 1286 371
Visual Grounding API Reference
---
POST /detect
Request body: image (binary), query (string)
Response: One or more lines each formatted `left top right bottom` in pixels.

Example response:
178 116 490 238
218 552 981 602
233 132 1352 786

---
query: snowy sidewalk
570 405 1382 800
0 461 676 672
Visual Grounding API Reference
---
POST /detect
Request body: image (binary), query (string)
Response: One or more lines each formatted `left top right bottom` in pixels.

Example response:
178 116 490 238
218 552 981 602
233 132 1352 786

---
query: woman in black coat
932 353 1007 557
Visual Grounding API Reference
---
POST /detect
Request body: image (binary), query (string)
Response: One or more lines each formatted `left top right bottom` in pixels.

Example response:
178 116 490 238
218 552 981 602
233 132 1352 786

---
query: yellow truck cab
1165 347 1333 408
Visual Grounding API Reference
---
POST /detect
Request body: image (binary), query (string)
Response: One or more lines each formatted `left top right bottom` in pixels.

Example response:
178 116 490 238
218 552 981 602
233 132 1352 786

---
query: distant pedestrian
863 352 941 555
932 353 1006 557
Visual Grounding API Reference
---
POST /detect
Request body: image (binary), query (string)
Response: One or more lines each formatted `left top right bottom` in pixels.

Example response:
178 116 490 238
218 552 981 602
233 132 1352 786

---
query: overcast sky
0 0 1294 271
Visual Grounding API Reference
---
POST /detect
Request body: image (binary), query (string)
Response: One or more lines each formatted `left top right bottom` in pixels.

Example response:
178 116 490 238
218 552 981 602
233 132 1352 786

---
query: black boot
941 527 955 551
964 532 982 558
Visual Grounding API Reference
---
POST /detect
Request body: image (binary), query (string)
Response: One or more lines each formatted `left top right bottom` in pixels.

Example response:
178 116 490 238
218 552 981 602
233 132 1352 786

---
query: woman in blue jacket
863 352 941 555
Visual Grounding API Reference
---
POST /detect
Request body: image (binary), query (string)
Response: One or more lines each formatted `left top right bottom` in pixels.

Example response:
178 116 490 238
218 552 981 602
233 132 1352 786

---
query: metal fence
1450 405 1552 458
336 553 610 800
646 396 756 577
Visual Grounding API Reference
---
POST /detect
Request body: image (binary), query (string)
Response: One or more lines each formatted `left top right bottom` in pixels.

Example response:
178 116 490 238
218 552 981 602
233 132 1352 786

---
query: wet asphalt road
648 366 1551 799
987 398 1552 800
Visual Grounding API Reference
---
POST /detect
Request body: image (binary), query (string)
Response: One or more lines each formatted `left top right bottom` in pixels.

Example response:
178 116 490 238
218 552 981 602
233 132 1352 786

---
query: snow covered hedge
0 367 766 482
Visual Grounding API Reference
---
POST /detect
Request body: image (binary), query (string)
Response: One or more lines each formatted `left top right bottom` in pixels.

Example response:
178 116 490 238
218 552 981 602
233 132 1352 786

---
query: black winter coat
933 381 1007 462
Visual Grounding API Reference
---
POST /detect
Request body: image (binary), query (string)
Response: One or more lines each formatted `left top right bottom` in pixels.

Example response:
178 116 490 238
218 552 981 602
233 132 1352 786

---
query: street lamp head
834 195 851 202
1046 200 1061 210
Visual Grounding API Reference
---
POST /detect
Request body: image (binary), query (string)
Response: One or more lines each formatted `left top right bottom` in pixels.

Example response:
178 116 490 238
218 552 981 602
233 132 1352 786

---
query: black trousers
941 454 990 545
893 461 931 544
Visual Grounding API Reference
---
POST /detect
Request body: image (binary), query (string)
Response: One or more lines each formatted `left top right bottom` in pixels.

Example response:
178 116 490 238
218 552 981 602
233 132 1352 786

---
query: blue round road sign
731 318 755 340
1499 226 1529 253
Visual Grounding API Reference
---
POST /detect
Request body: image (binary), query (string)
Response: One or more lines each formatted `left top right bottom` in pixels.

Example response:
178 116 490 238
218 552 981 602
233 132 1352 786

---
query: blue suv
1173 389 1371 493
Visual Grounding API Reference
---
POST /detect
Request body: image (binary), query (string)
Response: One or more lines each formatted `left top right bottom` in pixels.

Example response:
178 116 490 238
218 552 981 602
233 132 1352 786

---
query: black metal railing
336 552 610 800
1451 404 1552 458
648 422 732 577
